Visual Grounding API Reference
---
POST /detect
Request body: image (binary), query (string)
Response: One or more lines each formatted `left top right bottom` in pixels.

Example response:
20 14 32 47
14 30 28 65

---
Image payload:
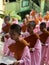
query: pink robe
12 20 18 24
18 46 31 65
37 31 49 65
2 23 6 28
2 23 6 33
46 20 49 28
21 31 30 38
3 38 15 57
46 37 49 65
41 37 49 65
30 39 42 65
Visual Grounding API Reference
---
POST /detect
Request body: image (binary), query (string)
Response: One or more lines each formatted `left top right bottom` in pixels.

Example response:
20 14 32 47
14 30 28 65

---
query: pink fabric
44 37 49 65
18 46 31 65
41 37 49 65
37 31 43 35
41 45 48 65
12 20 18 24
3 38 15 57
37 31 49 65
30 39 42 65
2 23 6 32
19 23 23 27
4 38 31 65
41 19 46 23
46 20 49 27
2 23 6 28
46 37 49 65
21 31 30 38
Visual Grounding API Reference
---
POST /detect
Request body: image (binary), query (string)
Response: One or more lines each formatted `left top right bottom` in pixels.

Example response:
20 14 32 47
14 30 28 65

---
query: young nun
24 21 42 65
8 24 31 65
38 22 49 65
44 11 49 22
21 18 28 33
12 18 18 24
2 16 11 33
38 12 43 22
2 16 16 56
37 22 46 35
1 16 11 42
21 18 30 38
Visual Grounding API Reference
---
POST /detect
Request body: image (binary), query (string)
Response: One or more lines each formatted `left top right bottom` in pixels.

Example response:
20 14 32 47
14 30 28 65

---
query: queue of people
0 10 49 65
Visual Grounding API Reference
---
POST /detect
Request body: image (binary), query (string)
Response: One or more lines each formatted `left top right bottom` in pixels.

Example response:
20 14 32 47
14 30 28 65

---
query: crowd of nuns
0 10 49 65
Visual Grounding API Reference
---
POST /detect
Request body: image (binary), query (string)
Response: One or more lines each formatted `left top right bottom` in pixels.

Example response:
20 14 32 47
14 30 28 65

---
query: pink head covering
12 18 18 24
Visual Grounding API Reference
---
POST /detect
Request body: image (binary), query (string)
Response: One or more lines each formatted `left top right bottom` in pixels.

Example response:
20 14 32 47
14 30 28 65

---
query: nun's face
23 19 28 25
40 25 45 32
4 18 9 24
27 25 33 34
9 29 19 41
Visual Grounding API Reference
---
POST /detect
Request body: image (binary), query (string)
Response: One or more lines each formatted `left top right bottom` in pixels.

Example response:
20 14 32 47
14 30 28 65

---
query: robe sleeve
31 39 42 65
18 46 31 65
